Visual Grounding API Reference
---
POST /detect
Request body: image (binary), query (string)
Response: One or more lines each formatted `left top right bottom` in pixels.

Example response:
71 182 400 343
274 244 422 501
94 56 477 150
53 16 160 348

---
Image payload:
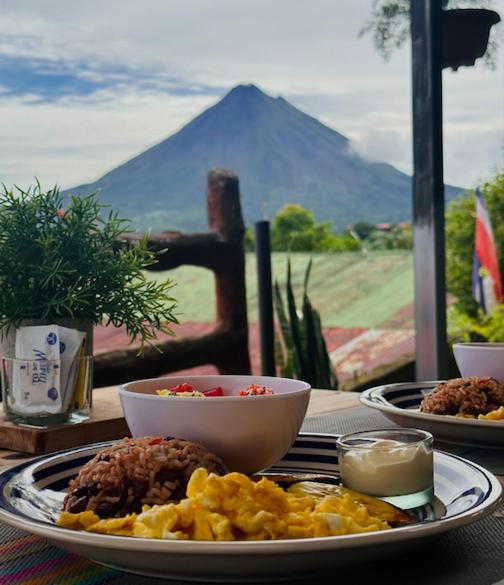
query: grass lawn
147 250 414 329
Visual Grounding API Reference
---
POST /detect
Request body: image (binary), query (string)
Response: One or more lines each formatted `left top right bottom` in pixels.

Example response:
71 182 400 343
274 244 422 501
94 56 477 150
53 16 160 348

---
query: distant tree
367 223 413 250
271 204 318 251
244 227 255 252
327 233 362 252
360 0 499 69
271 204 360 252
352 221 377 240
244 204 362 253
394 223 413 249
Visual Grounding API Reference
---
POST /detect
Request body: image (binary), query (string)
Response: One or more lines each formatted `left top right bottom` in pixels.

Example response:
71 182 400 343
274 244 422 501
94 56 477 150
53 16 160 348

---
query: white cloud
0 90 215 188
0 0 502 190
348 128 412 174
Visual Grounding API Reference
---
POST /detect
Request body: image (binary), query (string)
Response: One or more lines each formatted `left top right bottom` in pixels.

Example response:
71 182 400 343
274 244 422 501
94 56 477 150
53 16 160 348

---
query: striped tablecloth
0 524 117 585
1 408 503 585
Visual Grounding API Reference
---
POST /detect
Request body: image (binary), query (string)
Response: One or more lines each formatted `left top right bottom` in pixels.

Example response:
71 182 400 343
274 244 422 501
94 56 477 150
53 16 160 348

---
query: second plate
360 382 504 448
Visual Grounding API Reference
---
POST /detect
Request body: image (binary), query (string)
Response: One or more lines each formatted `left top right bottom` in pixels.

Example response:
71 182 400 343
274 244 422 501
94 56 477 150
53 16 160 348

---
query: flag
472 188 502 313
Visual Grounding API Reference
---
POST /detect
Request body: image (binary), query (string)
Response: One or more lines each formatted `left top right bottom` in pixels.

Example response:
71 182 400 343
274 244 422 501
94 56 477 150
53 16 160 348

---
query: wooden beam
123 232 235 272
97 168 251 384
94 325 248 386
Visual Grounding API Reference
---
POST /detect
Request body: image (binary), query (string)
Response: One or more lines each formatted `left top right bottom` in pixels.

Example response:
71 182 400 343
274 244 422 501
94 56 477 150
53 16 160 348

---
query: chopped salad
156 382 274 398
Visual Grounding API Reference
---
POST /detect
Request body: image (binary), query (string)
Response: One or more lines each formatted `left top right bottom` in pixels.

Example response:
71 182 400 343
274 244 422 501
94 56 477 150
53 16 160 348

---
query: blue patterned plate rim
0 432 501 552
361 382 504 429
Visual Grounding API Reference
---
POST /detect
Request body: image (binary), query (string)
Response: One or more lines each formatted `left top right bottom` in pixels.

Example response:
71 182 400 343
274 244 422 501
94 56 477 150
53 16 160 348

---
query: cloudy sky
0 0 502 191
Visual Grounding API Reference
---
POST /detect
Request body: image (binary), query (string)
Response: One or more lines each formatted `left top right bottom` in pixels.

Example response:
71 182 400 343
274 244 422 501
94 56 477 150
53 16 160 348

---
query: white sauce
339 439 433 496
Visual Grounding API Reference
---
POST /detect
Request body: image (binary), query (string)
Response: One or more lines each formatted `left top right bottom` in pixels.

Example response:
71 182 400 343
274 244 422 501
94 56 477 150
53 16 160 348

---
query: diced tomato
203 387 224 397
168 383 193 393
238 384 274 396
148 437 163 445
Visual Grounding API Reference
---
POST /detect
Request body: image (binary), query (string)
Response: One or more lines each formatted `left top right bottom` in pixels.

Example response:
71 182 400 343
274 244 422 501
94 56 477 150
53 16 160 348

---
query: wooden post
255 220 275 376
207 169 251 374
93 168 251 386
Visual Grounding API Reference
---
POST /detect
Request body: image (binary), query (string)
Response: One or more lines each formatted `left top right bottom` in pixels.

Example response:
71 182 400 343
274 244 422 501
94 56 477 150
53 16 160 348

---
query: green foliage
327 233 362 252
244 227 255 252
271 204 323 251
446 173 504 317
367 224 413 250
274 259 338 390
446 172 504 341
472 305 504 340
360 0 499 69
448 304 504 342
0 183 178 352
352 222 376 240
270 204 360 252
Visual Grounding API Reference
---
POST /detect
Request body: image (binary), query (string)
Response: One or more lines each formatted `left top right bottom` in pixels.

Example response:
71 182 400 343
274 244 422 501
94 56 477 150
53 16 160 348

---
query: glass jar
336 429 434 509
1 356 92 427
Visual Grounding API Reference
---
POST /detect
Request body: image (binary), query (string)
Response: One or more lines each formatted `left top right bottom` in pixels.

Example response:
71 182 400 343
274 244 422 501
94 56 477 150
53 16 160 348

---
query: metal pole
255 220 276 376
411 0 448 380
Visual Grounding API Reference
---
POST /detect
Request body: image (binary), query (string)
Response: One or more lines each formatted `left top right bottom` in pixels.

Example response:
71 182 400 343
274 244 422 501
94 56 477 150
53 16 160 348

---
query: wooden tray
0 386 130 454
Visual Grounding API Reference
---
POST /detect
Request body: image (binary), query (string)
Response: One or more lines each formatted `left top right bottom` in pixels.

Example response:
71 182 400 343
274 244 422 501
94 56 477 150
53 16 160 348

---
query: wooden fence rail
93 168 251 386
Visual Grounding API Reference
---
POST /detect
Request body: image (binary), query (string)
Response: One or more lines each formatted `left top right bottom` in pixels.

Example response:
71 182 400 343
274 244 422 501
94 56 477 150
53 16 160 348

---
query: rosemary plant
0 183 178 353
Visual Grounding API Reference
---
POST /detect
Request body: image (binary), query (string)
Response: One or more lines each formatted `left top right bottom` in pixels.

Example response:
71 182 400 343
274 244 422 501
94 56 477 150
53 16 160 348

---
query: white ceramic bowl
452 342 504 381
119 375 311 474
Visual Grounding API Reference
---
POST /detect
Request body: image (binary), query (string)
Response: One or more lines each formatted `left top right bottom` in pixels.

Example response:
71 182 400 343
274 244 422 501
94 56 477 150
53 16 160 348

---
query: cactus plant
274 259 338 390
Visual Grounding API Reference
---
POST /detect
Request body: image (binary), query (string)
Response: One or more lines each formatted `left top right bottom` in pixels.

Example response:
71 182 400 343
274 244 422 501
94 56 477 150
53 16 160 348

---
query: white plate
360 382 504 448
0 433 501 582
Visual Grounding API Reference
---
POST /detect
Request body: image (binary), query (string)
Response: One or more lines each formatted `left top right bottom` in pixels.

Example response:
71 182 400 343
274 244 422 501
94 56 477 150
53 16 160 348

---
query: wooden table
2 388 501 490
0 389 502 585
0 388 360 472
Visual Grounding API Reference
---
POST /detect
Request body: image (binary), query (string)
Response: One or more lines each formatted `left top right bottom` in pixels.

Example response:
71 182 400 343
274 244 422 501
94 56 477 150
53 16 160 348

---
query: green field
147 251 414 329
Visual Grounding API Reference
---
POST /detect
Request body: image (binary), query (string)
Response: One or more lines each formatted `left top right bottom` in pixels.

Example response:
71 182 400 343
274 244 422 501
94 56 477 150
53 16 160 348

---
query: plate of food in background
0 432 501 581
360 377 504 448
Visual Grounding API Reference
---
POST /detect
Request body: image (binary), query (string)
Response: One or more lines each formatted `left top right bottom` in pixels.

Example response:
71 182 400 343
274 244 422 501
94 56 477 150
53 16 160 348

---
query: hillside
94 250 415 385
147 250 414 328
68 84 462 231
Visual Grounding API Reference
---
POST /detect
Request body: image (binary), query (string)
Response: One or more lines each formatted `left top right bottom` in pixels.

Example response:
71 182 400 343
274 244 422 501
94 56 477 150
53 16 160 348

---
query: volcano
69 84 461 231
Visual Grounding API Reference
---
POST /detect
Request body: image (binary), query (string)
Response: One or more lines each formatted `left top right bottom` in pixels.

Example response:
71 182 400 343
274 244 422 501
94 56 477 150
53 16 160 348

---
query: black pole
411 0 448 380
255 220 276 376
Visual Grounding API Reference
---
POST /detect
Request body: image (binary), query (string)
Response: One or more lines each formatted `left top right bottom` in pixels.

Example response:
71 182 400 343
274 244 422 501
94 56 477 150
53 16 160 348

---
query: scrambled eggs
59 468 399 541
455 406 504 421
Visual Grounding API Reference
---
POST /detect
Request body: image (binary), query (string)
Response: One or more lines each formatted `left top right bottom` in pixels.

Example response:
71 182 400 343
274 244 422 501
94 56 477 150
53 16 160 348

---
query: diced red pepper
238 384 274 396
203 386 224 397
148 437 163 445
168 383 193 393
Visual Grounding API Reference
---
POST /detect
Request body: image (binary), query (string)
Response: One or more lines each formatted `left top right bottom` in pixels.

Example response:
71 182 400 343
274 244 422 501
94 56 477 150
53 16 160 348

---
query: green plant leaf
286 258 306 377
273 257 338 390
303 257 313 297
274 280 294 353
0 183 178 353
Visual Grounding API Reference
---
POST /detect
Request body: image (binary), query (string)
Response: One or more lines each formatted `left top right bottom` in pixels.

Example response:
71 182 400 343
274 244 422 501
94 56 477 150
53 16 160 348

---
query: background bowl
452 342 504 381
119 375 311 474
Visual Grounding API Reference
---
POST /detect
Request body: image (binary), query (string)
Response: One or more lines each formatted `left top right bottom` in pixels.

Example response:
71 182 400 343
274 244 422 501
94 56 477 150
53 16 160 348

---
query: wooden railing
93 168 251 386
